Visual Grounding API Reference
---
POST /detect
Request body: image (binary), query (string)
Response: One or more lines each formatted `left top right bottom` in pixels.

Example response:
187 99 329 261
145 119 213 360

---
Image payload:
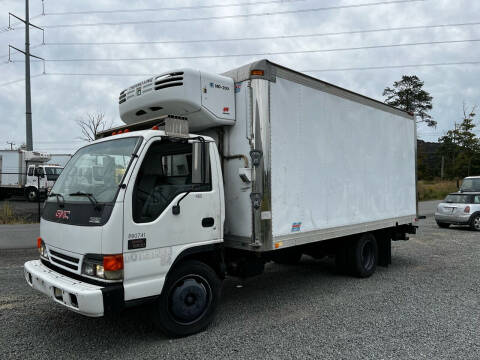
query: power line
11 38 480 63
0 14 43 34
3 19 478 61
0 73 44 86
302 60 480 72
11 0 426 29
39 21 480 47
43 0 307 16
2 60 480 87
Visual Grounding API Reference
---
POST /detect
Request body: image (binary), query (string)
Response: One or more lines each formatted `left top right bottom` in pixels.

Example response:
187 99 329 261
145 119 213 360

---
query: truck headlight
82 254 123 281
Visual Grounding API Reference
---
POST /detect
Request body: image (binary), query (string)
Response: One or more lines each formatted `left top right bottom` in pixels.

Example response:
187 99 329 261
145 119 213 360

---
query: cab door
121 137 222 301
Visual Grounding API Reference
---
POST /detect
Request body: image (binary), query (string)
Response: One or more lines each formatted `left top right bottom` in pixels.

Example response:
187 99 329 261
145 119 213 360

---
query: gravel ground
1 217 479 359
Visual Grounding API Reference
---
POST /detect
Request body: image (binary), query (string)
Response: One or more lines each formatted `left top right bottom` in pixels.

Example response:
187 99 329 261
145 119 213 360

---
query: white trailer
24 60 417 337
0 149 63 201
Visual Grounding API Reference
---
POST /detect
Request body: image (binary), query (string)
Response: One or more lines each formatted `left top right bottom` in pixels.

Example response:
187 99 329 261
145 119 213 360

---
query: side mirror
192 141 210 185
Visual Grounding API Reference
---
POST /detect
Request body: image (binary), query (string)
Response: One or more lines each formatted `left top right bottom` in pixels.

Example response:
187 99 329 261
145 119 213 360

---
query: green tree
383 75 436 127
438 104 480 178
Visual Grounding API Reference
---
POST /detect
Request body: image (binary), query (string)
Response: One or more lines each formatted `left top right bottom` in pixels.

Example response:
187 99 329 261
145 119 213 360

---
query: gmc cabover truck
24 60 417 337
0 149 63 201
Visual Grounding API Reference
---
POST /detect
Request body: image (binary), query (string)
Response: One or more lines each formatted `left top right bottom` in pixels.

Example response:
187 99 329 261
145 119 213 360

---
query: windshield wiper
69 191 101 210
48 192 65 208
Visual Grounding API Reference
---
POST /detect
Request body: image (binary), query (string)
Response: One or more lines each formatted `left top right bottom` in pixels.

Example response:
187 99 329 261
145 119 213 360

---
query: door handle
202 217 214 228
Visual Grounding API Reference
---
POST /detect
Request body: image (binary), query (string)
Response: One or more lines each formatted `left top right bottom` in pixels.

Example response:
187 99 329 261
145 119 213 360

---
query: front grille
155 82 183 90
49 249 80 271
154 72 184 91
119 89 127 104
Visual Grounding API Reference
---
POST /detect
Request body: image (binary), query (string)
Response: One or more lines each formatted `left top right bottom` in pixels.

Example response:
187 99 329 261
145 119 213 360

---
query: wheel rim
168 274 212 325
474 216 480 230
28 191 36 201
361 241 375 271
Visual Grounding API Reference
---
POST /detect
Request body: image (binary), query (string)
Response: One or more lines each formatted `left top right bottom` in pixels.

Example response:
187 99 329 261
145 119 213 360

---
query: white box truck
24 60 417 337
0 149 63 201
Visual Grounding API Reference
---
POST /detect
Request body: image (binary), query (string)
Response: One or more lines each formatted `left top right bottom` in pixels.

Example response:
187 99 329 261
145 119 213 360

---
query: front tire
347 233 378 278
25 187 38 202
153 260 221 337
470 214 480 231
436 222 450 228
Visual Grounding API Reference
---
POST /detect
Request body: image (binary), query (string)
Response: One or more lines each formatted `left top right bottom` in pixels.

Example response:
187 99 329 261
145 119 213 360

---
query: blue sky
1 0 479 153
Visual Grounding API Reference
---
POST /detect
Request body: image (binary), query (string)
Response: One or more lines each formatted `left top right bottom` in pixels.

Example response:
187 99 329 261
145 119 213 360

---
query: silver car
435 193 480 231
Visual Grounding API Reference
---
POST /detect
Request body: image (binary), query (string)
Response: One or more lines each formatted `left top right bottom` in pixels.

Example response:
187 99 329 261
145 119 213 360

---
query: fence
0 171 45 222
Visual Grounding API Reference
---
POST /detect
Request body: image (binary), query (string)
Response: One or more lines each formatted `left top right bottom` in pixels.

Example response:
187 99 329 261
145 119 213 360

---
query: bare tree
76 113 112 142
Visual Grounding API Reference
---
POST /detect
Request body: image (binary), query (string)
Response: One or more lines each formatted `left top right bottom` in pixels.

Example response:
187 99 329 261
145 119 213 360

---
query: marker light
152 125 159 130
251 69 264 76
37 237 42 249
117 130 123 134
112 132 117 136
123 129 130 133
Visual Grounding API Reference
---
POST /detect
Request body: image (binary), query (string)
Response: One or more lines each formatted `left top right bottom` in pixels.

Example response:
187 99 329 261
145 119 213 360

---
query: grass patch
0 202 36 224
418 180 459 201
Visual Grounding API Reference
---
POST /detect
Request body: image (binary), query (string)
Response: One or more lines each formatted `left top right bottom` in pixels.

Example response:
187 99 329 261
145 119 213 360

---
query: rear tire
152 260 221 337
470 214 480 231
436 222 450 229
347 233 378 278
25 187 38 202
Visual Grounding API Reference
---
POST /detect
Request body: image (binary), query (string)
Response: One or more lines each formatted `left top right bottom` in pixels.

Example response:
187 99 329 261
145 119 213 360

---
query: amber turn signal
103 254 124 271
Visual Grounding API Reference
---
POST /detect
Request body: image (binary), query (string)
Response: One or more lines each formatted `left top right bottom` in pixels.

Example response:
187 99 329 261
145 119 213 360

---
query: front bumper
434 213 471 225
24 260 123 317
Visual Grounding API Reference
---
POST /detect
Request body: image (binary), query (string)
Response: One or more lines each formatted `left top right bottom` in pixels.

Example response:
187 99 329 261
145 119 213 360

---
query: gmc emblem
55 210 70 220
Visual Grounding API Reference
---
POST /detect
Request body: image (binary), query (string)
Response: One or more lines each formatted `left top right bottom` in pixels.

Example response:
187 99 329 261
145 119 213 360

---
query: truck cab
25 118 225 336
25 164 63 201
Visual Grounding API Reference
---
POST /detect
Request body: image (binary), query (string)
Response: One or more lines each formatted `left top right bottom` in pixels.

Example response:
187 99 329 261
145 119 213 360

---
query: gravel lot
1 217 479 359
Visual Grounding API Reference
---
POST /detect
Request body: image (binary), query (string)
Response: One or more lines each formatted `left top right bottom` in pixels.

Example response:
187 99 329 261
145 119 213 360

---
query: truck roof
222 59 413 120
96 120 214 144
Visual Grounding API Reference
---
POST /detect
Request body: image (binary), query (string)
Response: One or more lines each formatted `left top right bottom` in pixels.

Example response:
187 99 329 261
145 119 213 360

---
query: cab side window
27 167 34 176
132 141 211 223
474 195 480 204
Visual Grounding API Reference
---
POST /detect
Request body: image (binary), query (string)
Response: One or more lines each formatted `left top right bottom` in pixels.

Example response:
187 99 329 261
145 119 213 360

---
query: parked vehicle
0 149 63 201
460 176 480 192
435 192 480 230
24 60 417 337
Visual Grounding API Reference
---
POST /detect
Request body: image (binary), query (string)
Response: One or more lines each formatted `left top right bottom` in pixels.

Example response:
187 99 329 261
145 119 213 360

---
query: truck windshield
45 167 63 181
460 178 480 192
48 137 141 204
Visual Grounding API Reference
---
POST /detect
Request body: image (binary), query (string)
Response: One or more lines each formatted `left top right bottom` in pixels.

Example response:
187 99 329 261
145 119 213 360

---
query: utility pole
440 155 445 180
25 0 32 151
7 1 44 151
